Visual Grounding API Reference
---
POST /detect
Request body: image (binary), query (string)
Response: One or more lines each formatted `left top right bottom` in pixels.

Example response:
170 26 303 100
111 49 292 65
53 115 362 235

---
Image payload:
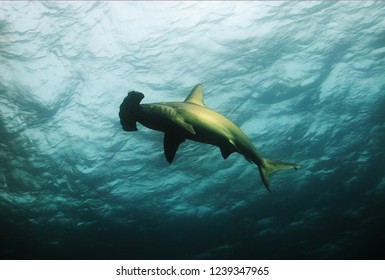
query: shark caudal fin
257 158 300 192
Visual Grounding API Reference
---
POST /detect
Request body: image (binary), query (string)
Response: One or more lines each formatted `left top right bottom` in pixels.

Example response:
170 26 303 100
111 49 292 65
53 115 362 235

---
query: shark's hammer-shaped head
119 91 145 131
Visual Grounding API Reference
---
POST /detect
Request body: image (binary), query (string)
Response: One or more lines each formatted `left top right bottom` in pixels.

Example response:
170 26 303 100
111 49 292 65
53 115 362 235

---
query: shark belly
173 103 230 140
175 103 260 162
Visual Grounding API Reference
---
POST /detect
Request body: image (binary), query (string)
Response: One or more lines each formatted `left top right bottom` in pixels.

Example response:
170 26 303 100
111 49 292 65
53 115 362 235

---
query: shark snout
119 91 145 132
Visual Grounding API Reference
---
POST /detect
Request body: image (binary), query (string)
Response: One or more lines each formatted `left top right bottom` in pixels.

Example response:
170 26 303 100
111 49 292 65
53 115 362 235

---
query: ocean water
1 1 385 260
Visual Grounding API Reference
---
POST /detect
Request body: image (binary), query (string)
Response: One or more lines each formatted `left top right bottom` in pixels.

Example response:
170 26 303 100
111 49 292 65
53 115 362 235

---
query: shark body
119 84 299 191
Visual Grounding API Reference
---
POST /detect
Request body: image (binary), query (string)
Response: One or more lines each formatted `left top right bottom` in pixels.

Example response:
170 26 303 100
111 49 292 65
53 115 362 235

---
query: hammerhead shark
119 84 299 191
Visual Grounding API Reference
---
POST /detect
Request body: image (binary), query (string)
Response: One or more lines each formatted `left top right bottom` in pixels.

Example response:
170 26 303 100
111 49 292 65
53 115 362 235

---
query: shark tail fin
257 158 300 192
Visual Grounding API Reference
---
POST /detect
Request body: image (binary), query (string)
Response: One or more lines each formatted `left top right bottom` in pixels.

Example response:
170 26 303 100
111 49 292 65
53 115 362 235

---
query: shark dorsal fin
184 84 206 106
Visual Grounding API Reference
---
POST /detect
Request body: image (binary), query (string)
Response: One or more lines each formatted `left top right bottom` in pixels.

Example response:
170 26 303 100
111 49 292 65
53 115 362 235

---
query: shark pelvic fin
220 146 235 159
184 84 206 107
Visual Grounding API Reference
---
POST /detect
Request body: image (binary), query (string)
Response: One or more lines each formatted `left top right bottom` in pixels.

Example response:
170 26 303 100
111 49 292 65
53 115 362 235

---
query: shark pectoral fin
163 133 185 163
174 116 196 135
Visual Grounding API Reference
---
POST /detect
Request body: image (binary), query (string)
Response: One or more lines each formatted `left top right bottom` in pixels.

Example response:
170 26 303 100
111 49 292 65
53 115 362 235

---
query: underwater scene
1 1 385 260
